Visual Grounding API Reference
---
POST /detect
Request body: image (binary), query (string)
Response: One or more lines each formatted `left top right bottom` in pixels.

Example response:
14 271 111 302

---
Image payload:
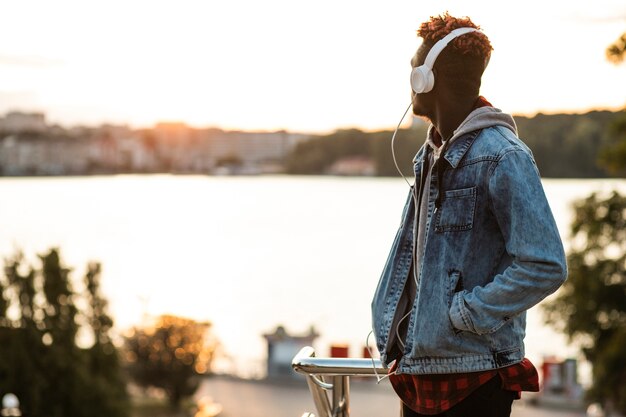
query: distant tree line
285 127 425 176
286 110 625 178
516 111 619 178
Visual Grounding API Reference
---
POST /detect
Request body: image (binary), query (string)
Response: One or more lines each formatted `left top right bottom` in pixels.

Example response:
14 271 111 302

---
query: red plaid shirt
388 358 539 415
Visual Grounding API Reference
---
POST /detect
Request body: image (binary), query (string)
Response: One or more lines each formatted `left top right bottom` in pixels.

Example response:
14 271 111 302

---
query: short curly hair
417 12 493 96
418 12 493 59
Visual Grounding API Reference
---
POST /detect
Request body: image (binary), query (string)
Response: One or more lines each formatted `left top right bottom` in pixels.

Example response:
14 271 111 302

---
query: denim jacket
371 108 567 375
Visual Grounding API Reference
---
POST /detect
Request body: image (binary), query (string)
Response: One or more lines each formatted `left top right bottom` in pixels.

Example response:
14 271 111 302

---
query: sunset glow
1 0 625 133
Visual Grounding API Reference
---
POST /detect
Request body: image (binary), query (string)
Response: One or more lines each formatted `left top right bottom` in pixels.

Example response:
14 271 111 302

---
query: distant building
0 110 314 176
528 356 585 410
0 134 88 176
326 156 376 176
209 131 310 169
0 111 47 133
541 357 584 398
263 325 318 379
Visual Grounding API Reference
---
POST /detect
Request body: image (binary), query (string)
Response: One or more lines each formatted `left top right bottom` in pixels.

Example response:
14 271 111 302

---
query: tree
543 30 626 415
606 32 626 64
598 30 626 175
124 314 216 408
597 113 626 176
285 129 371 174
81 262 130 417
516 111 619 178
0 248 129 417
543 192 626 413
370 128 425 177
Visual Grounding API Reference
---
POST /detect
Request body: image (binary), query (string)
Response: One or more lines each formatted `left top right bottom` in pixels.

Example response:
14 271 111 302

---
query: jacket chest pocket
435 186 476 232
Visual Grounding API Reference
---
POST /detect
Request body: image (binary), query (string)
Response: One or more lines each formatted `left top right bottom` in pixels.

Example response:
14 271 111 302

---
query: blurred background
0 1 625 416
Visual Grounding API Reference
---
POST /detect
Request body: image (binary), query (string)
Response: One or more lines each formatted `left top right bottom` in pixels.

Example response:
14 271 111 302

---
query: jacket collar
412 129 480 168
412 142 428 164
442 129 481 168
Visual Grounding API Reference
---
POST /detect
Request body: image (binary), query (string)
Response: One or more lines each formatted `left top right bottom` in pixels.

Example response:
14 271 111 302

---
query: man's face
411 43 435 121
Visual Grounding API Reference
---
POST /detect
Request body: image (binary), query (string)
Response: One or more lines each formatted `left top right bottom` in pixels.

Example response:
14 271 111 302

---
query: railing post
292 346 386 417
331 375 350 417
305 374 332 417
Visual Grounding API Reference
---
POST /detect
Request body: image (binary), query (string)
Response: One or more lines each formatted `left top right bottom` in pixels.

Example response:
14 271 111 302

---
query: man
371 13 567 417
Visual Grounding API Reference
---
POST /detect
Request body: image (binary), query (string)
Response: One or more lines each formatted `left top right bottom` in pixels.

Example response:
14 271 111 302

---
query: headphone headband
423 27 479 69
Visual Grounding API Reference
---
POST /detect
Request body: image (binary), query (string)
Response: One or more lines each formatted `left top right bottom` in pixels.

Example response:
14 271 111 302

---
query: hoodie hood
452 106 517 140
425 106 517 157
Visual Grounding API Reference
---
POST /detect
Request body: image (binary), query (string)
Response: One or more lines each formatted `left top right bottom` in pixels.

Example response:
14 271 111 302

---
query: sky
0 0 625 133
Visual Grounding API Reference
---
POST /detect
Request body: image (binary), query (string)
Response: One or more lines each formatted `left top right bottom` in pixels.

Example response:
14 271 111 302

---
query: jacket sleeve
449 148 567 335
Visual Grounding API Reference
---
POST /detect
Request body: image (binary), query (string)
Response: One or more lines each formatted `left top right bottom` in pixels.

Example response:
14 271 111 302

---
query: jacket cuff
449 291 472 332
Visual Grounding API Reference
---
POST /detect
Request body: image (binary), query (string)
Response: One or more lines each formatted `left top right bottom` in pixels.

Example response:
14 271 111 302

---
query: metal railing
291 346 387 417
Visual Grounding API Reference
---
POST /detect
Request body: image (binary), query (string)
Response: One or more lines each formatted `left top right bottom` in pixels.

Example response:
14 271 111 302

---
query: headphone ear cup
424 69 435 93
411 65 434 94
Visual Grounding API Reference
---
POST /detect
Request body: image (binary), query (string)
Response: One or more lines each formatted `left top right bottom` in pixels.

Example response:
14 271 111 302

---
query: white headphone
410 27 479 94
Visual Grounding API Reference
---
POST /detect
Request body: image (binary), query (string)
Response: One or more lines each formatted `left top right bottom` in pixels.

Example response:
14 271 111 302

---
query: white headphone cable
390 100 422 351
366 330 398 384
367 101 421 381
391 101 415 188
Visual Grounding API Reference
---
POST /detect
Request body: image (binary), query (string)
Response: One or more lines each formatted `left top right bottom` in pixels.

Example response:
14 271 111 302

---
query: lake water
1 175 624 380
